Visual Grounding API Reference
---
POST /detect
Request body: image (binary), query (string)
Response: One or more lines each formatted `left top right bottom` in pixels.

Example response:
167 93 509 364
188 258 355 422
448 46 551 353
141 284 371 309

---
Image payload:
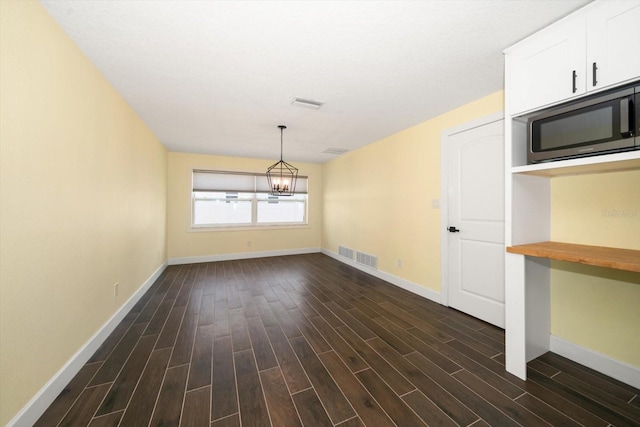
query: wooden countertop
506 241 640 273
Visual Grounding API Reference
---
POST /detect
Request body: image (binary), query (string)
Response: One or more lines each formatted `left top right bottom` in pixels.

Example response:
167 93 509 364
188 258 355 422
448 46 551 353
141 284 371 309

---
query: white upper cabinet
506 0 640 116
507 18 586 115
587 1 640 91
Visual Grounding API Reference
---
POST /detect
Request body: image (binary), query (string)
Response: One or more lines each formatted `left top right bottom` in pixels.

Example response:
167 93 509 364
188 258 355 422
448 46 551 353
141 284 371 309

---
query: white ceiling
40 0 591 163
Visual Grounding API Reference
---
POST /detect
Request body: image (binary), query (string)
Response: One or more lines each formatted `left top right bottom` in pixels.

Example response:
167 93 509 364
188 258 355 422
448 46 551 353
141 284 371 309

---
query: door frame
439 111 504 307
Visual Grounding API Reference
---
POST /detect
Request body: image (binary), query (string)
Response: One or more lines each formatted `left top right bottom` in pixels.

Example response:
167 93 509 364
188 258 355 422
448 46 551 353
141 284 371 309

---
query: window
192 170 308 227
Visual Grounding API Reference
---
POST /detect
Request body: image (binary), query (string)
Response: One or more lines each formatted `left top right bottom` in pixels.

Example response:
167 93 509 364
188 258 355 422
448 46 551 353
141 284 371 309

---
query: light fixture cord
280 127 284 161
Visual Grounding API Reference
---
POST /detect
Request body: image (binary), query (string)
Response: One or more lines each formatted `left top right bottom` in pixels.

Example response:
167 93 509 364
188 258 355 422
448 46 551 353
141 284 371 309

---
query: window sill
189 224 310 233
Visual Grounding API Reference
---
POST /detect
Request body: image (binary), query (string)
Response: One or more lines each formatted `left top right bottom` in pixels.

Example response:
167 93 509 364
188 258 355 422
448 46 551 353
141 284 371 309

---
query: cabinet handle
592 62 598 87
572 70 577 93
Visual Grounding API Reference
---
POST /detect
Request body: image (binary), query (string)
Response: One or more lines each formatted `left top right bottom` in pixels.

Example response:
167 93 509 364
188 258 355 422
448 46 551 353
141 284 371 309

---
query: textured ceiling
40 0 591 163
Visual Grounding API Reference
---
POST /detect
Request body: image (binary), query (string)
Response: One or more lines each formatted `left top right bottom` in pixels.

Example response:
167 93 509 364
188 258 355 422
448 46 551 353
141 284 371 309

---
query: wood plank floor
36 253 640 426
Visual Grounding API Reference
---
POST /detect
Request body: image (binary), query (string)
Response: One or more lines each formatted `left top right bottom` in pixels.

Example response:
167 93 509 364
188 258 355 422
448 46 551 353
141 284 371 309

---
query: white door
446 119 505 328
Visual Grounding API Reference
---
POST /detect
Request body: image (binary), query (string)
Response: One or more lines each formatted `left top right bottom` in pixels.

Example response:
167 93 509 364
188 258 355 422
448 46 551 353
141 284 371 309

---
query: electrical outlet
247 240 252 247
114 282 119 297
397 259 403 268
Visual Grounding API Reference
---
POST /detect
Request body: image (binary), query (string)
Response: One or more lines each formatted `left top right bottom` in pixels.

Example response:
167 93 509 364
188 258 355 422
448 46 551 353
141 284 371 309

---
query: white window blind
193 170 308 194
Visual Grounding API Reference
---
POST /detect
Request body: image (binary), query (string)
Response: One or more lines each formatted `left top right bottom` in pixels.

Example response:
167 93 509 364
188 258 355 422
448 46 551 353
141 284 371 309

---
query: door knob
448 226 460 233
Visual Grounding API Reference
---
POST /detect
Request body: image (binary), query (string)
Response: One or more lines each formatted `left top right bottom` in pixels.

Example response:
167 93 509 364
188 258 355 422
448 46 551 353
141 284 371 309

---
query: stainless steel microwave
528 82 639 164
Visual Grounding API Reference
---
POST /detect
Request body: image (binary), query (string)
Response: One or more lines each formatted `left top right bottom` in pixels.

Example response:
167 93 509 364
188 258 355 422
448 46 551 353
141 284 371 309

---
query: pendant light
266 125 298 196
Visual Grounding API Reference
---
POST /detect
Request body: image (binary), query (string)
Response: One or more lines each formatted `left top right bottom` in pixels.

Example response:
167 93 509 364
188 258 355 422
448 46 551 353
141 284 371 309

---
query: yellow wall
167 152 322 260
0 1 168 424
551 170 640 367
322 92 504 290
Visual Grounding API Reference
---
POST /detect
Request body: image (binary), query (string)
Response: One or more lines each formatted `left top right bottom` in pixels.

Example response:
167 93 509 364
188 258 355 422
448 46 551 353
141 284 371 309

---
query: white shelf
511 150 640 177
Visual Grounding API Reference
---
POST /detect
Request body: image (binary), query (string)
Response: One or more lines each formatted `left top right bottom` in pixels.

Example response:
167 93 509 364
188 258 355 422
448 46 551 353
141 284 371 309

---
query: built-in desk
507 241 640 273
504 240 640 386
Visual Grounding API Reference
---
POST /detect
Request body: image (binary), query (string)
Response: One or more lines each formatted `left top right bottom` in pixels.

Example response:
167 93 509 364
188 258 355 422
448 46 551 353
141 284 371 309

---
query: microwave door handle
620 98 632 137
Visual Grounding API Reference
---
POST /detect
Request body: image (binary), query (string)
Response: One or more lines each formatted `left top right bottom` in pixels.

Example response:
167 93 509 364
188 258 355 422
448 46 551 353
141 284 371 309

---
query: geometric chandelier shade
266 125 298 196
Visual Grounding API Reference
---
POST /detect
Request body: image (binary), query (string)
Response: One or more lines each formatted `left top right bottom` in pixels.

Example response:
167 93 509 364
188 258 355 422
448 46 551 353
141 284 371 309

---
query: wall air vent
322 148 349 155
338 246 354 259
356 251 378 270
291 97 324 110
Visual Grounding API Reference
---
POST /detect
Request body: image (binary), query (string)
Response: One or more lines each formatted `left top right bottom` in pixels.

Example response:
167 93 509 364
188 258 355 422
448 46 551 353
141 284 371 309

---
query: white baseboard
550 335 640 389
168 247 321 265
321 249 441 304
7 261 168 427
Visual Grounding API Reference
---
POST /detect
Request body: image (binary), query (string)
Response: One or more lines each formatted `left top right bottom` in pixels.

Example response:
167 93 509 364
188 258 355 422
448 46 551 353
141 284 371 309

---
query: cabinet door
508 18 586 115
587 1 640 91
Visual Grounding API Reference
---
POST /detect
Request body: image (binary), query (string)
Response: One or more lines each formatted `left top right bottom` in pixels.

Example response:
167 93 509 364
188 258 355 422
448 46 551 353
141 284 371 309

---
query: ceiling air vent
322 148 349 155
291 97 324 110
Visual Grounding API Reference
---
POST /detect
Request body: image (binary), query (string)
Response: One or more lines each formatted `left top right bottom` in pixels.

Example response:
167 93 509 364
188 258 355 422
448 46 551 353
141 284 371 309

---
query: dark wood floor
36 253 640 426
